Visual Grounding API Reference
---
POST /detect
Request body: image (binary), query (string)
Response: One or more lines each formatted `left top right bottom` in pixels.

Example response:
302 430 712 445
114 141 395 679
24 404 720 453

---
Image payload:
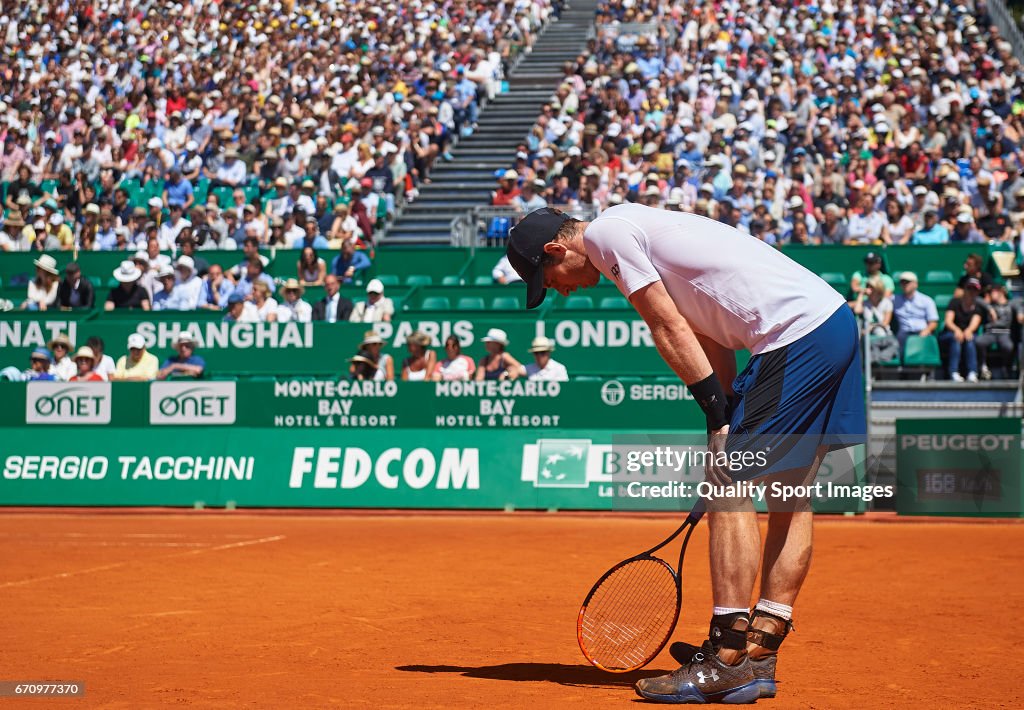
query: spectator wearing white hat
276 279 313 323
349 279 394 323
492 170 521 206
0 214 31 251
167 255 203 310
69 346 103 382
151 265 178 310
157 332 206 381
524 337 568 381
21 254 59 311
475 328 523 381
105 260 151 311
47 333 76 381
112 333 159 382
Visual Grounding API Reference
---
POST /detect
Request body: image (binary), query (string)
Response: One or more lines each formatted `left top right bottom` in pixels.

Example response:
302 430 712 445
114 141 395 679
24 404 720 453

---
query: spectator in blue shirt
911 209 950 245
156 332 206 380
199 263 235 310
26 348 57 380
233 256 277 298
151 266 177 310
331 239 372 283
892 271 939 353
163 169 194 210
290 218 330 250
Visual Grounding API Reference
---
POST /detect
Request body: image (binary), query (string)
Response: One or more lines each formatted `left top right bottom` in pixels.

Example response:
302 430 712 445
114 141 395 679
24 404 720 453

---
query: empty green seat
376 274 400 286
599 296 630 309
933 294 953 311
473 275 493 285
491 296 521 310
903 335 942 367
420 296 451 311
924 270 955 285
456 296 486 310
87 276 101 288
563 295 594 309
405 274 433 286
441 275 463 286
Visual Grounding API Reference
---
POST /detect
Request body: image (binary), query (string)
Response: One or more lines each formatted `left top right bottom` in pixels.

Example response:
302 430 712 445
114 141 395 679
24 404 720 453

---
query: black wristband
689 373 729 431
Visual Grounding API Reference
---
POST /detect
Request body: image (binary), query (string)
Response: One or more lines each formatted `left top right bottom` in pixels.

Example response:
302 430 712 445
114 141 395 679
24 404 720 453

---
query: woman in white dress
401 331 436 381
431 336 475 381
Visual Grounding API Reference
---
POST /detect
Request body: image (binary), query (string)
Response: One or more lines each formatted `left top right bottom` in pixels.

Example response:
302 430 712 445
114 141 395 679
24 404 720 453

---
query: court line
0 535 286 590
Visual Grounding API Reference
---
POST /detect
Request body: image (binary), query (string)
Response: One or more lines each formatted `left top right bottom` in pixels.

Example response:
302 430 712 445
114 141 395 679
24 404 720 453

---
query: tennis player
506 205 864 703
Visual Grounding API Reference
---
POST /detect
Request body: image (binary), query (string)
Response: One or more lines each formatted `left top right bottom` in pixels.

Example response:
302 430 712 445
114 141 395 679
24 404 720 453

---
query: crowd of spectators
349 328 569 381
0 0 560 263
1 330 205 382
500 0 1022 263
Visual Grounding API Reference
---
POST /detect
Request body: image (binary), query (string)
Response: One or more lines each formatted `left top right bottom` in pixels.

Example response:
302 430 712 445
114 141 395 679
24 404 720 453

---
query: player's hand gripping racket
577 500 705 672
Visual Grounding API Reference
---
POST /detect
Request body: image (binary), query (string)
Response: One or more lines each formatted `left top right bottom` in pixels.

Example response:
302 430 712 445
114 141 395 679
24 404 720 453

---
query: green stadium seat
441 275 463 286
87 276 101 288
193 178 210 206
563 295 594 309
924 270 955 285
473 276 494 285
903 335 942 367
599 296 630 309
456 296 486 310
405 274 433 286
491 296 521 310
210 186 235 209
376 274 400 286
420 296 451 311
934 294 953 311
819 272 847 288
39 179 59 195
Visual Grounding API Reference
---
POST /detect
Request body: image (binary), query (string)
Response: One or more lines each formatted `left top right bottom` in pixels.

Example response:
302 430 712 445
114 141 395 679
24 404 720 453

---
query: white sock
712 606 750 617
755 599 793 620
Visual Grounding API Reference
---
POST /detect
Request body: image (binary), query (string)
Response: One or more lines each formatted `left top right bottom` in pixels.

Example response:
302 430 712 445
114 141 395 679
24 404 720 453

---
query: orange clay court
1 510 1022 709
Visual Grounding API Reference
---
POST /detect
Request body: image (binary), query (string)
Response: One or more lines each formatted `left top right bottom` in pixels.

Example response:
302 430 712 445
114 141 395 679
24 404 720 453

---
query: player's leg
746 447 827 698
635 496 762 703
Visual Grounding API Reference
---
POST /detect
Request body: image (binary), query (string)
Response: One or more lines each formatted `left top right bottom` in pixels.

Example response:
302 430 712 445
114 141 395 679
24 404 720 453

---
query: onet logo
150 382 236 425
33 387 102 416
158 387 229 417
26 381 111 424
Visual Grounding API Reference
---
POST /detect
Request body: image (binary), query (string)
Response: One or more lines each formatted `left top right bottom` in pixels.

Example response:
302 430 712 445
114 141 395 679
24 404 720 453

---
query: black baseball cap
506 208 574 309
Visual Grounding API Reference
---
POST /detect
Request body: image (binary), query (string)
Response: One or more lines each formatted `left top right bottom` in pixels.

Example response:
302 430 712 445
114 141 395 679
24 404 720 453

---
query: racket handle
686 498 706 524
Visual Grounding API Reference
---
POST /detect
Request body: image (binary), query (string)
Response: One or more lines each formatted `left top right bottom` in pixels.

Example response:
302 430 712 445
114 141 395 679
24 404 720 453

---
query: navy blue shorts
726 305 865 481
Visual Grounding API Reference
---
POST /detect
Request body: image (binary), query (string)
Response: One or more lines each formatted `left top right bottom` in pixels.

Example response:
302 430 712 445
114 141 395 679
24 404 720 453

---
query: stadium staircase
381 0 598 245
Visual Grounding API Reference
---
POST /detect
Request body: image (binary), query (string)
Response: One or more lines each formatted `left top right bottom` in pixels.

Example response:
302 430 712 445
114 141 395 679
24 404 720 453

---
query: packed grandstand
0 0 1021 384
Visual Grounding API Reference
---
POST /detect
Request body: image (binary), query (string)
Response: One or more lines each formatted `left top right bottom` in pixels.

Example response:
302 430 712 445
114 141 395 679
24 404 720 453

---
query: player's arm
630 280 732 482
629 280 713 384
695 332 736 398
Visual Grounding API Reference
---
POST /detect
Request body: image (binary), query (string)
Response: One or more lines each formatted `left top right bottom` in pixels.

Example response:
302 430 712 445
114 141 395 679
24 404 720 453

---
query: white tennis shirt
583 204 845 355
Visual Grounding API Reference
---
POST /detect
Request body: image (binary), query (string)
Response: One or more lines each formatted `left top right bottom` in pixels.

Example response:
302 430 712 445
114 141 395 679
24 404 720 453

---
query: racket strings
579 558 679 670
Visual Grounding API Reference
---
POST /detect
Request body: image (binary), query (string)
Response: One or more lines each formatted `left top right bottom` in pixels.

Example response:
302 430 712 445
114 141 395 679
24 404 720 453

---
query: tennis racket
577 500 705 672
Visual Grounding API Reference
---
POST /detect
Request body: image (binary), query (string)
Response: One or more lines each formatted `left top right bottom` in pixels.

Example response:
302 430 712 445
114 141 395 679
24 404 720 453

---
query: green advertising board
0 314 702 376
0 426 866 513
896 418 1022 517
0 379 706 430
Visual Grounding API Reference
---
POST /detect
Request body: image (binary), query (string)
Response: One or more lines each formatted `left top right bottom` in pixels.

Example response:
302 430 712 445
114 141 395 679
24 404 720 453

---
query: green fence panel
0 426 865 512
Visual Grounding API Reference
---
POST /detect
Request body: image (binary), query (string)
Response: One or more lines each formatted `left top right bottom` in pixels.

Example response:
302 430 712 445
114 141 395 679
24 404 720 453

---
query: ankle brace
709 612 749 651
747 609 794 652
